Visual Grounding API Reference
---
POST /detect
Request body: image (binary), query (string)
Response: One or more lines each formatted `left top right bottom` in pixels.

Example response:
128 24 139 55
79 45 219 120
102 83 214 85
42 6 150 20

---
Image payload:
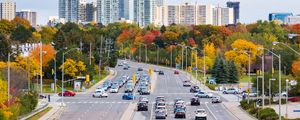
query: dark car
137 101 148 111
123 66 129 70
58 90 76 97
174 70 179 74
138 67 143 71
158 71 164 75
155 110 167 119
190 86 200 93
191 97 200 106
174 108 186 118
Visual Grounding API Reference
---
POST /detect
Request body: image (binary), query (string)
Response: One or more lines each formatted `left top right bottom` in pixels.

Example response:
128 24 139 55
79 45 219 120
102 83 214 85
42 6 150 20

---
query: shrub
19 92 38 115
240 100 256 110
258 108 279 120
206 83 217 90
249 107 261 115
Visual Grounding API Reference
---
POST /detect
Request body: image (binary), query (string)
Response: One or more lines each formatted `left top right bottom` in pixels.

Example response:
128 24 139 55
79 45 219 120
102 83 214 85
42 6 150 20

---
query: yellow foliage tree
59 59 86 78
0 79 8 104
225 39 262 66
204 43 216 59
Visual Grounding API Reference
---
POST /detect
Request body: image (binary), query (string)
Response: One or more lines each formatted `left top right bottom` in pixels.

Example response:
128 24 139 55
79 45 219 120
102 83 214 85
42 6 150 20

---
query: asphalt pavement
58 60 237 120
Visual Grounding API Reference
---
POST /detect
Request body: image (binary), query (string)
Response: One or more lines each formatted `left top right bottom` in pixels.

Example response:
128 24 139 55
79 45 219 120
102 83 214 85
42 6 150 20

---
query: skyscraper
119 0 130 20
78 0 87 22
180 3 197 25
86 2 96 22
213 7 234 26
197 5 213 25
226 1 239 24
16 10 37 26
134 0 153 26
0 1 16 21
97 0 119 25
59 0 79 22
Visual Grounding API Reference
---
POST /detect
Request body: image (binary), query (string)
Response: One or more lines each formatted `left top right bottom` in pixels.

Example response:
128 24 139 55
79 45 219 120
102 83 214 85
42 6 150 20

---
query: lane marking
205 102 218 120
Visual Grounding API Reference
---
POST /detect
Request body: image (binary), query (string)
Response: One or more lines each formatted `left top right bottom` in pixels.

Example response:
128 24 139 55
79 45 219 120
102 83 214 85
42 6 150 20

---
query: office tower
16 10 37 26
213 7 234 26
0 1 16 21
226 1 239 24
97 0 119 25
134 0 153 26
269 13 293 23
59 0 79 22
86 2 96 22
119 0 130 20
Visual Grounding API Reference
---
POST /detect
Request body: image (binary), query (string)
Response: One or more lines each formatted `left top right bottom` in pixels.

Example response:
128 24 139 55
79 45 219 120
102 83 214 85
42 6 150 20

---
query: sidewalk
223 102 256 120
267 102 300 119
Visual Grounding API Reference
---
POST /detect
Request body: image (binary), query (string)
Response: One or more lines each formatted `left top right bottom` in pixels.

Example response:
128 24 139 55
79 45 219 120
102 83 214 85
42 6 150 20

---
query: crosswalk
65 101 130 104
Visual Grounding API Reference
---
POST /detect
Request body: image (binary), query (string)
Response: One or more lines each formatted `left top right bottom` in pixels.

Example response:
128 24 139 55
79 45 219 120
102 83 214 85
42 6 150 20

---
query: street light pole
262 53 265 108
7 52 11 103
39 41 43 95
286 79 289 118
170 46 173 67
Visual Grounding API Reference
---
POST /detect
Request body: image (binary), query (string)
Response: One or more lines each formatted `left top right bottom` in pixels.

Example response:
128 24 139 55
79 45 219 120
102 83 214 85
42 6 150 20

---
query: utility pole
89 41 92 65
262 53 265 108
98 36 103 80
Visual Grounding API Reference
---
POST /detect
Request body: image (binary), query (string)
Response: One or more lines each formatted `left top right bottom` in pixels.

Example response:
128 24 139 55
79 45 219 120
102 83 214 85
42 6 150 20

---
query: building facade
86 2 96 22
59 0 79 22
97 0 119 25
180 3 197 25
0 1 16 21
285 15 300 24
16 10 37 26
226 1 239 24
197 5 213 25
133 0 154 26
213 7 234 26
269 13 293 23
78 0 87 22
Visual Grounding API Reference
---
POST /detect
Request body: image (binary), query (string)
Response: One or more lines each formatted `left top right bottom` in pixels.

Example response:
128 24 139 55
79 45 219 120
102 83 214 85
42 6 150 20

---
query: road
58 60 237 120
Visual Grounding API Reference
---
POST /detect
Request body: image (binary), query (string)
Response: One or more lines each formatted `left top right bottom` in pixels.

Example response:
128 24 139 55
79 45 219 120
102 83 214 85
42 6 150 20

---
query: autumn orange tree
29 44 55 67
292 59 300 77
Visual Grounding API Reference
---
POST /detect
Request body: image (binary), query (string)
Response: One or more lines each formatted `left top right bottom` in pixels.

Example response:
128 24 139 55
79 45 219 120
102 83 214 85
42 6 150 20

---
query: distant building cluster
0 1 37 27
269 13 300 24
57 0 240 26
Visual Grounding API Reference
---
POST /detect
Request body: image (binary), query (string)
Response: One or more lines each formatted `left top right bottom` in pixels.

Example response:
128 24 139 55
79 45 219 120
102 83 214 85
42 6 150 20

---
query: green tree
0 19 16 35
211 55 229 84
0 33 12 61
40 26 57 44
11 25 32 43
227 60 239 83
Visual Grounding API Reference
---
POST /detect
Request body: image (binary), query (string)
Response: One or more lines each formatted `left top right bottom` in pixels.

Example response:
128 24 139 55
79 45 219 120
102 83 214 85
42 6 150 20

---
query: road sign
192 68 198 71
246 88 251 93
239 83 243 88
293 110 300 112
148 68 152 75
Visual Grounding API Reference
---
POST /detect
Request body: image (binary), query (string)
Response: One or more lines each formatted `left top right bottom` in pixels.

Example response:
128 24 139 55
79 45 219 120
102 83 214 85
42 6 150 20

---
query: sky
9 0 300 25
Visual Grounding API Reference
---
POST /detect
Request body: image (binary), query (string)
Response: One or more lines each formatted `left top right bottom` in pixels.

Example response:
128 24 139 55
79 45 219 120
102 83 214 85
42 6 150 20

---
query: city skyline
9 0 300 25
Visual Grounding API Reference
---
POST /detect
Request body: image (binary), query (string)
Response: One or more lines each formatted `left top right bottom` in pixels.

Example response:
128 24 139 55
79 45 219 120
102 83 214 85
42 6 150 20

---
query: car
191 97 200 106
156 96 165 102
118 63 123 66
288 97 300 102
183 81 192 87
155 110 167 119
190 86 200 93
174 108 186 118
195 109 207 120
92 90 108 98
155 106 167 113
195 91 213 98
138 67 143 71
123 66 129 70
223 88 239 94
249 92 258 97
110 85 119 93
158 71 164 75
156 102 166 108
139 96 149 103
122 92 135 100
125 84 134 93
139 88 150 95
211 96 222 103
154 69 160 72
174 70 179 74
58 90 76 97
137 101 148 111
208 77 216 84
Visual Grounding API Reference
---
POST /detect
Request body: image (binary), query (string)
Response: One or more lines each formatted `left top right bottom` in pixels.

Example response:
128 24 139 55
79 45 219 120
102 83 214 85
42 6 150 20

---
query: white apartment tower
180 3 198 25
59 0 79 22
213 7 234 26
78 0 87 22
97 0 119 25
0 1 16 21
197 5 213 25
16 10 37 26
134 0 154 26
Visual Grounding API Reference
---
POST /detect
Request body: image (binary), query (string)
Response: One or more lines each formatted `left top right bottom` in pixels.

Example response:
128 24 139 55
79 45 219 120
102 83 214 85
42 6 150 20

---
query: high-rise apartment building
86 2 96 22
285 15 300 24
78 0 87 22
97 0 119 25
197 5 213 25
16 10 37 26
59 0 79 22
0 1 16 21
134 0 154 26
213 7 234 26
180 3 198 25
226 1 239 24
119 0 130 20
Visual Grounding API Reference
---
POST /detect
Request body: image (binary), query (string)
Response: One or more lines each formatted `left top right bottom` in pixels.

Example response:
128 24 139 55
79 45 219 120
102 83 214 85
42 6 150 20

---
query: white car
195 91 213 98
195 109 207 120
223 88 239 94
155 106 167 114
110 86 119 93
93 90 108 98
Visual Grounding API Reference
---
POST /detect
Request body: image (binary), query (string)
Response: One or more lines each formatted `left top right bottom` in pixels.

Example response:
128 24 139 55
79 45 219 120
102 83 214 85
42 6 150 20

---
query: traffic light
132 74 136 83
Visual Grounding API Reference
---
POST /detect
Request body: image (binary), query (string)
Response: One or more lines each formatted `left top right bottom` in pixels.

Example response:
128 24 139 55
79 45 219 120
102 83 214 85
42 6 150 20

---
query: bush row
240 100 280 120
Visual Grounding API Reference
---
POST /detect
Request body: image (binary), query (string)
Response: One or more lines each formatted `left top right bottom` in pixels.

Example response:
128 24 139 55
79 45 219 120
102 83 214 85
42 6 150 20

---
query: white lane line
78 102 82 103
89 101 93 103
205 102 218 120
83 102 87 104
150 102 154 120
106 102 110 104
118 102 122 103
95 102 98 104
100 102 104 104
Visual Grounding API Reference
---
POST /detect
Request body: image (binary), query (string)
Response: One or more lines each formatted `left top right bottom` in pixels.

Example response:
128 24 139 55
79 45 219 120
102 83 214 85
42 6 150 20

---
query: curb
19 101 49 120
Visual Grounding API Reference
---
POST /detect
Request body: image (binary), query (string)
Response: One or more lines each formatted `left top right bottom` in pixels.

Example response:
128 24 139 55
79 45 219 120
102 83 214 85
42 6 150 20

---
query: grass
240 75 255 83
26 107 52 120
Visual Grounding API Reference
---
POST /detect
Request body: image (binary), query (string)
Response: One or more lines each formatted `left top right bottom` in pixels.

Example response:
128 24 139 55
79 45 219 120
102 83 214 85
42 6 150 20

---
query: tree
225 39 262 67
29 32 41 43
59 59 86 78
162 31 179 44
211 55 229 84
0 33 12 61
29 44 55 67
160 25 166 33
143 31 155 46
292 59 300 77
40 26 57 44
188 38 197 47
0 79 8 105
11 25 32 43
0 19 16 35
11 16 30 28
227 60 239 83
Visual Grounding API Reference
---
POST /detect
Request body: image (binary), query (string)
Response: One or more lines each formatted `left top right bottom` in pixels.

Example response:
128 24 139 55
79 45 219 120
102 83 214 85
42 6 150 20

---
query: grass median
26 107 52 120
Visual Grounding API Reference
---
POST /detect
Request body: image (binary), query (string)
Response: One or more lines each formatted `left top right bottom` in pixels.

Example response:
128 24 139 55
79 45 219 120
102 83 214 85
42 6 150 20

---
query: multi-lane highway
58 60 237 120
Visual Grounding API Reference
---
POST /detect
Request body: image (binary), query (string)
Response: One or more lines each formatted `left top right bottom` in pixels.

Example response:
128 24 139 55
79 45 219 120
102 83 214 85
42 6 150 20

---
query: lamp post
269 78 276 105
7 52 14 103
61 48 80 106
243 51 251 104
272 41 300 56
260 47 282 120
176 44 185 70
152 43 159 65
285 79 289 118
256 51 265 108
